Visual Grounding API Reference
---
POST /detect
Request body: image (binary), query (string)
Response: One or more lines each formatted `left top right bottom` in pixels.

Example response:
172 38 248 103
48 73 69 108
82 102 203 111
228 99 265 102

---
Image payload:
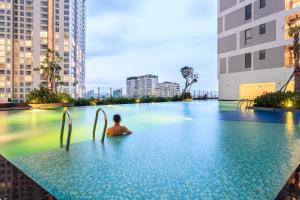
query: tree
35 49 63 95
280 19 300 92
181 66 199 95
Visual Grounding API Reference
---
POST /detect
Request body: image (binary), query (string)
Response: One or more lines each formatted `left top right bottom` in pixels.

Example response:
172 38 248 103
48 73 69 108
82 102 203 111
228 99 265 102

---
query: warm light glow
135 98 141 103
286 0 300 9
240 83 276 100
90 100 97 106
285 100 294 108
285 111 295 135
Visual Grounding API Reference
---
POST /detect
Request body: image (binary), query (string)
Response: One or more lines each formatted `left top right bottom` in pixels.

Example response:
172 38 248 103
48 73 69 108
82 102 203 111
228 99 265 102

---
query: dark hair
113 114 121 123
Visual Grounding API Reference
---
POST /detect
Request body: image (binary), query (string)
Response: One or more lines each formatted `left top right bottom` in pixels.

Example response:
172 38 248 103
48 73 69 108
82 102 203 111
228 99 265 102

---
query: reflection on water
285 112 295 136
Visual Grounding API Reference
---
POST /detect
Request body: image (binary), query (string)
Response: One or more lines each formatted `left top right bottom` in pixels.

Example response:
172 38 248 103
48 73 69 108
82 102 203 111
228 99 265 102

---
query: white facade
126 75 158 97
218 0 300 100
156 82 180 97
0 0 85 103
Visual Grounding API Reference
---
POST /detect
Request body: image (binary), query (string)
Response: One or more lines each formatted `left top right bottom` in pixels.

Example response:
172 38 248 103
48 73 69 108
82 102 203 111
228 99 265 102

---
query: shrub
254 91 300 109
181 92 192 100
73 96 183 107
27 87 73 104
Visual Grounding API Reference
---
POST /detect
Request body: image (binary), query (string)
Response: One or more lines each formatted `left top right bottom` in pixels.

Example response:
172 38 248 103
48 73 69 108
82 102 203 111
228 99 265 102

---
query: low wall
29 103 74 109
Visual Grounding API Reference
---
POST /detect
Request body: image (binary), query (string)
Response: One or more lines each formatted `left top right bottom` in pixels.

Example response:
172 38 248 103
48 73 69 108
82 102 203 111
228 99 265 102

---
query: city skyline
85 0 218 91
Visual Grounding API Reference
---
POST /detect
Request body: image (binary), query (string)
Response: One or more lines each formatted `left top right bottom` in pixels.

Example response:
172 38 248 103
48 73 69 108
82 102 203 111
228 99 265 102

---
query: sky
85 0 217 92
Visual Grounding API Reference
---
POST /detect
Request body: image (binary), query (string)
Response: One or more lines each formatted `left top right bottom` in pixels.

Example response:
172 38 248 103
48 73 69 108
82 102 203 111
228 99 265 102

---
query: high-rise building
86 90 95 99
113 89 122 98
126 74 158 97
0 0 86 103
218 0 298 100
156 82 180 97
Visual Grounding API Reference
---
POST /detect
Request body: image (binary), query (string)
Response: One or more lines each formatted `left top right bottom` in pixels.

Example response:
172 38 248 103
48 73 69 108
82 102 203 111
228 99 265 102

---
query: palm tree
280 18 300 92
35 49 63 94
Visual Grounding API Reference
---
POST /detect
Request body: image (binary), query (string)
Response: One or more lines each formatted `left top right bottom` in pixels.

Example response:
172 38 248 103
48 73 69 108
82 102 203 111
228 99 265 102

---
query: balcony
286 0 300 9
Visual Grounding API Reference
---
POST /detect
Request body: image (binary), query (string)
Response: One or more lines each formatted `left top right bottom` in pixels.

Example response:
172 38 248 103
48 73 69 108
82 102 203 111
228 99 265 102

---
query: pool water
1 101 300 199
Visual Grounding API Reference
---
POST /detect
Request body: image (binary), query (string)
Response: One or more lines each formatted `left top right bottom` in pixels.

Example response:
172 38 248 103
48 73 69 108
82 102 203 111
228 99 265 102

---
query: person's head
113 114 121 124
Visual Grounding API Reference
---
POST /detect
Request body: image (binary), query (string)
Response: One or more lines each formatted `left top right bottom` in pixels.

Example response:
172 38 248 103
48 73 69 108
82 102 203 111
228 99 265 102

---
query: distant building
126 75 158 97
86 90 95 99
113 89 122 98
156 82 180 97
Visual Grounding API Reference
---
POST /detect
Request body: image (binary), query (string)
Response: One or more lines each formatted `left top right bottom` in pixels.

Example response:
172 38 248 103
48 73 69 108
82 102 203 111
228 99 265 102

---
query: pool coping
253 107 300 112
0 154 57 199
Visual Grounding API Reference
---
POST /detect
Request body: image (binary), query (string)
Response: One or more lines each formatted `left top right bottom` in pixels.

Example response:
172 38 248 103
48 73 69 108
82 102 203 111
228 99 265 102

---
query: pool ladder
60 108 108 151
92 108 108 143
236 99 254 110
60 110 72 151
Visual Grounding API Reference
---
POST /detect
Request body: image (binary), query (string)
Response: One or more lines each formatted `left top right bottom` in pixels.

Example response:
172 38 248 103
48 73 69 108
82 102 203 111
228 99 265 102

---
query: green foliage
27 86 73 104
181 92 192 100
254 91 300 109
34 49 63 94
74 96 183 107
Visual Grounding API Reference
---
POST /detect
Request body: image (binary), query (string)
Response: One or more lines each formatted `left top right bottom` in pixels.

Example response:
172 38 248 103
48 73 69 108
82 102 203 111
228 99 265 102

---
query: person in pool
107 114 132 136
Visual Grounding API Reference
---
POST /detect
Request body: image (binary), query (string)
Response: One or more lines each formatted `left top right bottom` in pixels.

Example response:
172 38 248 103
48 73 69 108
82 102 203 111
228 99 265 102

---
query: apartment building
218 0 300 100
113 89 122 98
126 74 158 97
156 82 180 97
0 0 86 103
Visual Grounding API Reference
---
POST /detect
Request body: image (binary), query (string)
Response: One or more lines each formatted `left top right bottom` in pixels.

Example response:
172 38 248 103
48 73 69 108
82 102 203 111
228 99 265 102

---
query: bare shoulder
121 126 132 134
120 126 128 130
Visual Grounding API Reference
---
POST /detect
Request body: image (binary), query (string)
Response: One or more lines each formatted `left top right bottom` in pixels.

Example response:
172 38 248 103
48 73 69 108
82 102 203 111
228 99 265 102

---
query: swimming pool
1 101 300 199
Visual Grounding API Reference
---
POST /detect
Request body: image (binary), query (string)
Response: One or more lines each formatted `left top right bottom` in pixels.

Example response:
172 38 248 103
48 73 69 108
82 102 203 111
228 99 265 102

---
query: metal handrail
60 110 72 151
92 108 108 143
237 99 254 110
236 99 244 110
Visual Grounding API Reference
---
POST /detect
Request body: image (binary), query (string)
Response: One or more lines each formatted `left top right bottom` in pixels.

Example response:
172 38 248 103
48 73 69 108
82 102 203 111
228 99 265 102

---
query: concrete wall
220 0 237 12
225 5 252 31
218 17 223 34
219 67 293 100
220 58 227 74
218 34 237 53
228 54 252 73
253 46 285 70
240 20 276 48
253 0 284 20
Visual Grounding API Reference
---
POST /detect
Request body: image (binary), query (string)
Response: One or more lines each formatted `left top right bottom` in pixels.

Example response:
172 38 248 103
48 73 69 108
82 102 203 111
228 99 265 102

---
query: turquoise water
1 101 300 199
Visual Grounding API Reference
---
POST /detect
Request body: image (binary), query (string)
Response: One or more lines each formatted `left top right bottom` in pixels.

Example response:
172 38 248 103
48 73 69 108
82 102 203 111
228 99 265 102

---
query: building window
259 24 266 34
260 0 266 9
245 4 252 21
245 53 252 68
259 50 266 60
245 29 252 44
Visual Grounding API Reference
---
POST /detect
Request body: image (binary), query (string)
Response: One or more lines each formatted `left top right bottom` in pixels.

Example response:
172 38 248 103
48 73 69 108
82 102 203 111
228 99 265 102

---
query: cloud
85 0 217 92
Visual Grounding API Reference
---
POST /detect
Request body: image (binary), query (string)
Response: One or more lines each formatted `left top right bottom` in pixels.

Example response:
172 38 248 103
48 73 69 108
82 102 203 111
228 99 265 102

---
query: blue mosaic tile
9 116 300 199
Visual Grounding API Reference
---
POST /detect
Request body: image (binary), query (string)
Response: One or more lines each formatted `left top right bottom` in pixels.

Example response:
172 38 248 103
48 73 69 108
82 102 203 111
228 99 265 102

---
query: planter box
183 99 193 102
0 103 31 111
29 103 74 109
